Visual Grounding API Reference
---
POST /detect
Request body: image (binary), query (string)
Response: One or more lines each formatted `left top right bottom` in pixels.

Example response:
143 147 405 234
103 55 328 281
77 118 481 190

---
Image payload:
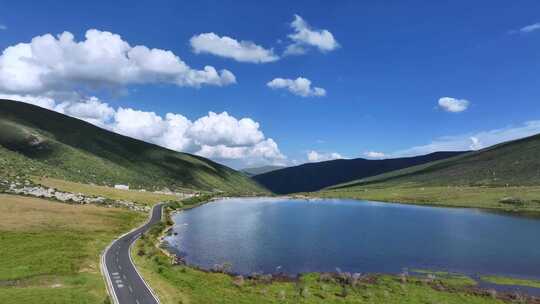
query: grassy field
34 177 183 206
480 276 540 289
411 270 478 287
0 194 145 304
131 203 512 304
315 184 540 212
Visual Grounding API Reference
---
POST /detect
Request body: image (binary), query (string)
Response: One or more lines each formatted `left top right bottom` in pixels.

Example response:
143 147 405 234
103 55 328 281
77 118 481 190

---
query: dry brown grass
0 193 131 232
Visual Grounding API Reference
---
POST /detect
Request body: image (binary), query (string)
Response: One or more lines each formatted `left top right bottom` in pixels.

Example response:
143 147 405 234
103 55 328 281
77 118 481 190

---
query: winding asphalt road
102 203 163 304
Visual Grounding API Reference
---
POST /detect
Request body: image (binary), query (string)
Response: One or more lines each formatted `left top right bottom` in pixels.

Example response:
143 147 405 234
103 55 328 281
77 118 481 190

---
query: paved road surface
102 204 163 304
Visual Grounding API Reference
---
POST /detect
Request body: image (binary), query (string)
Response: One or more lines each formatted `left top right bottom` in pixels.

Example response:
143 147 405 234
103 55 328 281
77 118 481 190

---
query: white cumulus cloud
307 150 343 162
267 77 326 97
0 95 285 167
61 97 116 128
187 111 265 147
190 32 278 63
0 24 6 30
0 93 56 110
284 14 339 55
113 108 172 145
438 97 469 113
364 151 386 159
197 138 284 162
0 29 235 95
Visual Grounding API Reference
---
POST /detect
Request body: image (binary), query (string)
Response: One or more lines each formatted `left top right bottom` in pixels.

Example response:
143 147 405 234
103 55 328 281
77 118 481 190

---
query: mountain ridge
0 99 265 193
328 132 540 190
241 165 286 176
253 151 467 194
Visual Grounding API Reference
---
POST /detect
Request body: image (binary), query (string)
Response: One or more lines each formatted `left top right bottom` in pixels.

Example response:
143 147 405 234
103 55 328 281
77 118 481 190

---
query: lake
164 197 540 279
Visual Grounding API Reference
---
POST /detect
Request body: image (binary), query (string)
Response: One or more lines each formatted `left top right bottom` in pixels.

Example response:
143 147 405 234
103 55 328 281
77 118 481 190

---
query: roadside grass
34 177 183 206
315 184 540 212
131 203 505 304
133 244 503 304
480 275 540 289
0 194 145 304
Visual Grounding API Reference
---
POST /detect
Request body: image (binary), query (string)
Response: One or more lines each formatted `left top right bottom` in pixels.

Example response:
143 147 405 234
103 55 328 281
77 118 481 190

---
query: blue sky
1 1 540 168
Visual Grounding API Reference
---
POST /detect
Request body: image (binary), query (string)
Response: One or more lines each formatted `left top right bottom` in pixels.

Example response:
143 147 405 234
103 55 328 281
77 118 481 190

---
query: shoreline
301 192 540 216
157 195 540 298
198 193 540 218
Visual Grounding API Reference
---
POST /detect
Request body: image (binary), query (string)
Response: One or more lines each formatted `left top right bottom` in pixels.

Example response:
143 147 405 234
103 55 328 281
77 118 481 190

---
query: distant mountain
253 151 466 194
241 165 286 176
0 99 265 193
329 133 540 190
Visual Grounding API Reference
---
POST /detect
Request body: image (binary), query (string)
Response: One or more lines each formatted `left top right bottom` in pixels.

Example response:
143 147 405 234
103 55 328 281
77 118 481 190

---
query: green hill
241 165 286 176
0 99 265 194
330 133 540 190
253 151 465 194
318 133 540 211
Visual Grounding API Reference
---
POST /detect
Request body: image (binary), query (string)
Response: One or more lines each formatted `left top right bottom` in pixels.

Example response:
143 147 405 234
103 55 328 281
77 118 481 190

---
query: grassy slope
0 99 265 194
0 194 145 304
316 134 540 211
35 177 180 206
131 204 505 304
241 165 286 177
254 152 465 194
332 133 540 189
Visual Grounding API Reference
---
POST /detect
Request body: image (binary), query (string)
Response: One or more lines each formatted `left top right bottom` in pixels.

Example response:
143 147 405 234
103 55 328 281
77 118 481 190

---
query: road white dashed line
101 203 163 304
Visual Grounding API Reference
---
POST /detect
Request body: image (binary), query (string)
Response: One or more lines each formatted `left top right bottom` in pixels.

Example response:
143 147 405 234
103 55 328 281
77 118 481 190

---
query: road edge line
101 244 120 304
129 233 161 303
100 203 162 304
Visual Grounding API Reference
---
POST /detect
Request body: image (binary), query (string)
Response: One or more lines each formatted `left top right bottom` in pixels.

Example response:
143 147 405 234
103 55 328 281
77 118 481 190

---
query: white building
114 184 129 190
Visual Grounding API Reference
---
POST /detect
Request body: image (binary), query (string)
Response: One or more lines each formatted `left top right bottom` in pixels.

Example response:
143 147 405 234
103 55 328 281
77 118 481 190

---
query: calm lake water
165 197 540 279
